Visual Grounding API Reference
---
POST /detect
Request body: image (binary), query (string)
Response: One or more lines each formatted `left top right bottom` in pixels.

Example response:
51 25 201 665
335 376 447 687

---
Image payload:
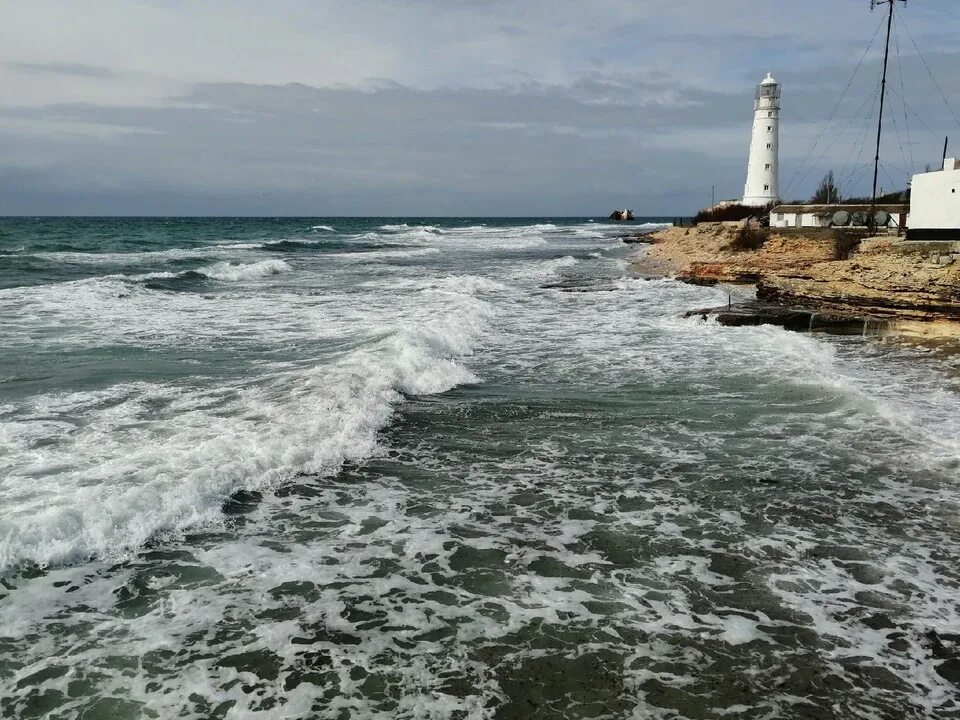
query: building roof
772 203 909 214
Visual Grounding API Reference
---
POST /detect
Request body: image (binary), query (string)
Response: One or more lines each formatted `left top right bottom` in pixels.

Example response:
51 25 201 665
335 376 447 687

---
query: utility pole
869 0 907 232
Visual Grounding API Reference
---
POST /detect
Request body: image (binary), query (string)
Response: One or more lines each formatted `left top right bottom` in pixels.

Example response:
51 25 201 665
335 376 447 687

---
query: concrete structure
907 158 960 241
742 73 781 207
771 203 909 230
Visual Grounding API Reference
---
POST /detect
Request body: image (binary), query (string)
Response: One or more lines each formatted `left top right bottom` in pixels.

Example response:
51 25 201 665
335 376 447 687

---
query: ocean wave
196 259 292 281
327 247 442 263
0 275 493 571
310 225 336 232
519 255 579 281
31 246 229 265
380 224 442 235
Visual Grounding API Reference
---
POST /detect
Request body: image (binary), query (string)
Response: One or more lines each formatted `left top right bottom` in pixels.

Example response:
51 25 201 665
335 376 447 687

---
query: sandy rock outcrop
634 224 960 322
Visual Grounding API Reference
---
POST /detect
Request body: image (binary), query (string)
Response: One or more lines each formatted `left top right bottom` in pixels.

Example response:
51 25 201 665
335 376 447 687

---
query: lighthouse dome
760 73 778 86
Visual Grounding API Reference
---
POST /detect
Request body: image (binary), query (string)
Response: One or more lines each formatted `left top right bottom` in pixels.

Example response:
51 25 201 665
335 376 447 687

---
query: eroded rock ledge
634 223 960 330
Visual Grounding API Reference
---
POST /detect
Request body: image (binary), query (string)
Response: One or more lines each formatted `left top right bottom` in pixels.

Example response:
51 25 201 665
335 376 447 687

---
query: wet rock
686 304 814 331
541 280 619 293
621 232 656 245
685 302 878 335
678 275 720 286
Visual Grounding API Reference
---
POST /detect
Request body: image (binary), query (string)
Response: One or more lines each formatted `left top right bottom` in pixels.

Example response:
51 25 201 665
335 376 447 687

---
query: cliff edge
635 223 960 323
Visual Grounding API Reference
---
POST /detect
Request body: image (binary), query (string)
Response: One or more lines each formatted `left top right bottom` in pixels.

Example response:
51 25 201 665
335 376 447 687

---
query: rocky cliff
635 223 960 323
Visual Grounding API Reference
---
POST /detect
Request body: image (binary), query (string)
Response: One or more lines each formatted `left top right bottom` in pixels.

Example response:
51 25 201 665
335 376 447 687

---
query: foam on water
197 259 292 282
0 271 492 571
3 217 960 719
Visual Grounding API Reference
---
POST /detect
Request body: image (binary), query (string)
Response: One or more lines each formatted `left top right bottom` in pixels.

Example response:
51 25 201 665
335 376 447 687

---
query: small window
768 111 773 117
764 184 770 191
765 164 771 170
767 126 772 132
766 143 772 149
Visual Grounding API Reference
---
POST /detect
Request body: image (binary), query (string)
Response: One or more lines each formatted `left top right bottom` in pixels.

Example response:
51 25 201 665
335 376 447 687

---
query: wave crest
197 259 292 281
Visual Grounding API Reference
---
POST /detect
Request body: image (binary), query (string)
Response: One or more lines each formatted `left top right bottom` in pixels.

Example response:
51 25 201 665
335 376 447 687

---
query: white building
771 203 909 230
907 158 960 241
742 73 781 207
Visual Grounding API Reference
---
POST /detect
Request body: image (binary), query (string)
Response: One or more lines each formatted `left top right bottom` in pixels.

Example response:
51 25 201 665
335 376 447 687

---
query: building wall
772 211 903 229
771 213 827 228
909 159 960 232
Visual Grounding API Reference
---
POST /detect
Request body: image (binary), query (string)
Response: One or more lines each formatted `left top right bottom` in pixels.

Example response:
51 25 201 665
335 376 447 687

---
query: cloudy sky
1 0 958 215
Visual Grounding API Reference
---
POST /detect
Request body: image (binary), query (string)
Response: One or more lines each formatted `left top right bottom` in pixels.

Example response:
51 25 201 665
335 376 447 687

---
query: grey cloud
7 61 116 79
0 46 956 216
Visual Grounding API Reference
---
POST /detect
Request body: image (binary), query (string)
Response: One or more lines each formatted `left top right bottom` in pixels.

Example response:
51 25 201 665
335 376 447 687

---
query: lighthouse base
741 196 778 208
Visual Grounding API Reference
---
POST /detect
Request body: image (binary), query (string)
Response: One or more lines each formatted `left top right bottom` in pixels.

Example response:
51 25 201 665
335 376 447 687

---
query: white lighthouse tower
742 73 781 207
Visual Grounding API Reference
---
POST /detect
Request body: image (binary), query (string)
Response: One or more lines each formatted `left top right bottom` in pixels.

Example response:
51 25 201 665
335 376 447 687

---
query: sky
0 0 958 216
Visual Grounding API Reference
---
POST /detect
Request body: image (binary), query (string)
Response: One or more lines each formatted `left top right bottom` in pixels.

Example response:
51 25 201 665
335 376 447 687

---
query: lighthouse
742 73 781 207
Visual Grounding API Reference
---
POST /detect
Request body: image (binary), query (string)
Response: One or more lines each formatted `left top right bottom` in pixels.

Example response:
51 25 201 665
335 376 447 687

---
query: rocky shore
632 223 960 336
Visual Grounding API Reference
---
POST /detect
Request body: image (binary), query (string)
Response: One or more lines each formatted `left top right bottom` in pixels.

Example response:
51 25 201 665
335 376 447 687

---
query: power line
793 78 882 200
838 87 882 194
896 7 960 130
892 11 916 173
887 85 946 146
781 13 886 198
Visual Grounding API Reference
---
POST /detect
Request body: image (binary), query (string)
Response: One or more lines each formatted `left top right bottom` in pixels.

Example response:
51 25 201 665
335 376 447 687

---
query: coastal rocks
685 302 884 335
621 232 657 244
609 209 635 221
541 280 619 293
634 224 960 326
757 252 960 321
634 224 835 282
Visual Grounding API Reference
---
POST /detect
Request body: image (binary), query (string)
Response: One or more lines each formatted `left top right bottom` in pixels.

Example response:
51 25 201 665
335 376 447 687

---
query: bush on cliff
693 203 768 225
833 229 864 260
729 225 769 252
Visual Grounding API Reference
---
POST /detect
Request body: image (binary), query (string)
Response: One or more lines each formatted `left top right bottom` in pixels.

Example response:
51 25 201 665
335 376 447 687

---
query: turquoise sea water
1 217 960 719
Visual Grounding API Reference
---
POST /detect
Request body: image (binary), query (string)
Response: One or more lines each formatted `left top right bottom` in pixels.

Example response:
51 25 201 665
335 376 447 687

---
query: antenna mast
869 0 907 230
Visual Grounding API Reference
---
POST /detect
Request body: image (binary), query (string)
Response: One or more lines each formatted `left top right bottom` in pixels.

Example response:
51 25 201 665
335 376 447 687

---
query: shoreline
631 223 960 339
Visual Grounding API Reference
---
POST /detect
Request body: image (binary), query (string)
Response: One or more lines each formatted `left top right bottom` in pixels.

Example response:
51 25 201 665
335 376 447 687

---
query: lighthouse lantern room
742 73 781 207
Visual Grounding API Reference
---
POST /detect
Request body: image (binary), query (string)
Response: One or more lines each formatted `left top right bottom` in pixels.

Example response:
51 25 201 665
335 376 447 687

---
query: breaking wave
0 275 492 571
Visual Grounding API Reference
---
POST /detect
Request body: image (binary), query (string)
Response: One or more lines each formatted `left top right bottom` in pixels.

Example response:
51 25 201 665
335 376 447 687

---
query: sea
1 217 959 720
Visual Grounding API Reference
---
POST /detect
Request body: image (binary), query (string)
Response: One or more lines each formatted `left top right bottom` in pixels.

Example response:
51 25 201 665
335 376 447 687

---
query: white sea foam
197 259 292 281
4 219 960 719
0 275 493 571
311 225 335 232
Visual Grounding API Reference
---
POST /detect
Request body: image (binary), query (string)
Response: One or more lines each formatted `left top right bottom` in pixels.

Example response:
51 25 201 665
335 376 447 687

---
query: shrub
833 229 862 260
733 225 769 250
693 203 768 225
730 224 769 251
